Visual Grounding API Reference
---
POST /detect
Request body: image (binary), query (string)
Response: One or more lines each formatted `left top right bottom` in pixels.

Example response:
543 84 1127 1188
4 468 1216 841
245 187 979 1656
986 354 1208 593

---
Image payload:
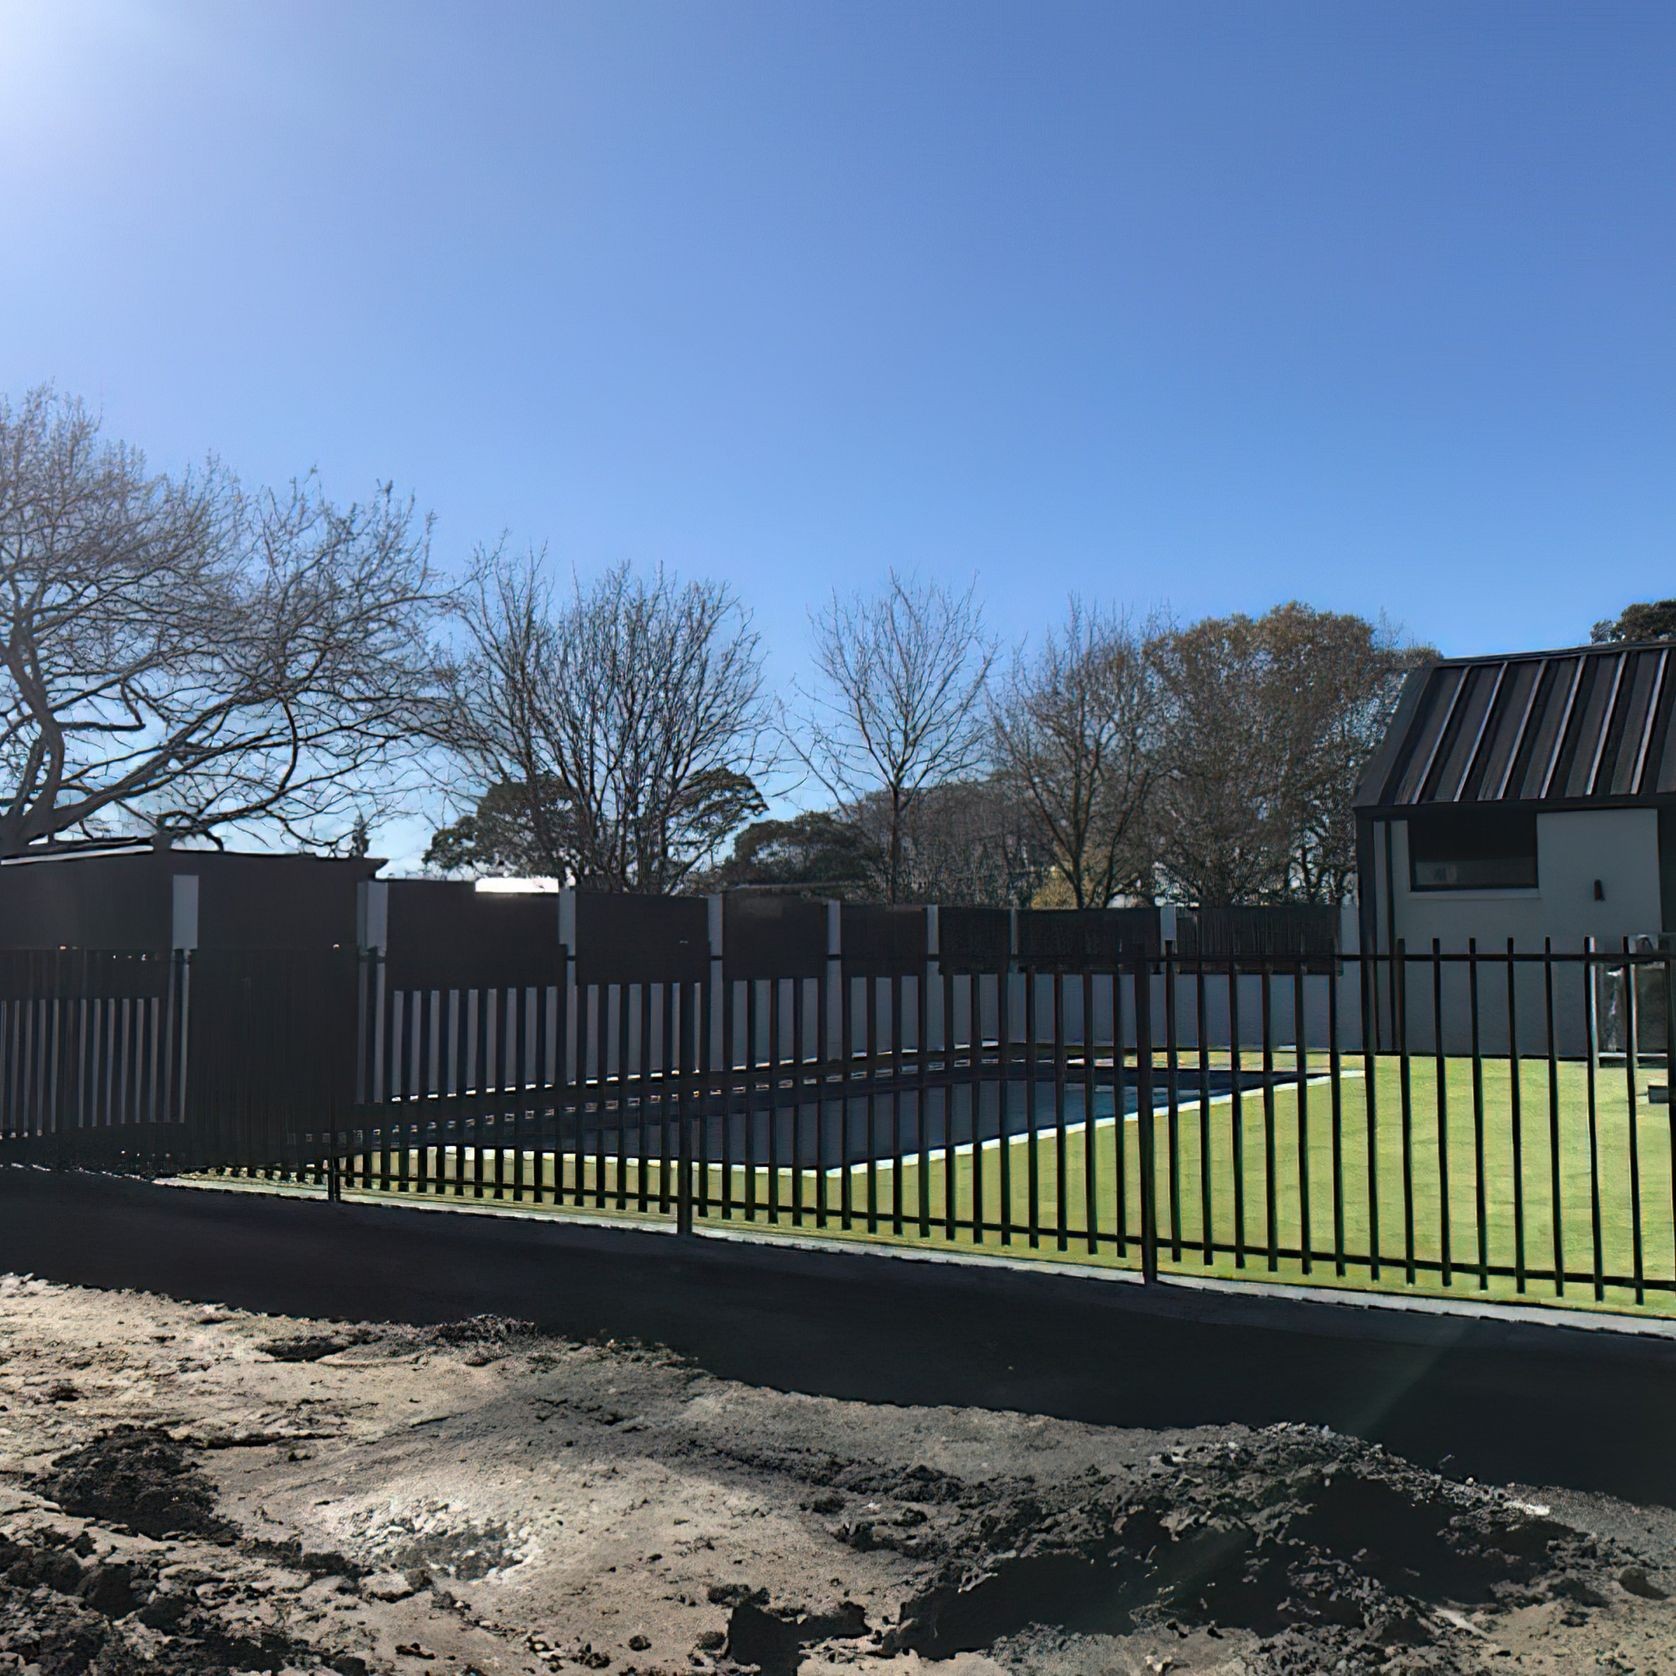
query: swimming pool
533 1066 1295 1170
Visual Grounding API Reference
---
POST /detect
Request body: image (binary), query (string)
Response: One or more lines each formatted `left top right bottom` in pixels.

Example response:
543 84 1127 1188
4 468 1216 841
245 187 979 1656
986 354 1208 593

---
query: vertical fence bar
1395 940 1416 1287
441 992 457 1202
1260 967 1278 1272
916 968 932 1239
692 974 711 1223
1228 964 1245 1268
741 978 756 1224
1543 940 1564 1296
1432 940 1451 1288
997 964 1012 1247
864 973 880 1237
969 972 985 1245
794 975 810 1230
1164 946 1181 1264
1133 949 1158 1283
431 988 447 1196
1624 938 1645 1306
1662 945 1676 1293
1468 940 1487 1289
701 969 715 1232
1667 948 1676 1294
945 965 960 1244
378 984 396 1193
1294 960 1311 1277
1507 940 1525 1293
613 980 630 1213
1328 945 1344 1278
675 981 694 1236
493 985 511 1202
1584 940 1604 1301
1053 968 1069 1253
710 977 729 1223
591 983 608 1211
816 966 832 1231
451 986 468 1200
1361 944 1381 1282
661 981 677 1227
413 990 431 1198
1024 967 1040 1249
1082 966 1098 1258
1198 953 1214 1267
474 987 491 1203
449 985 469 1200
635 980 653 1214
527 986 544 1207
839 967 854 1232
1111 964 1126 1259
770 976 785 1227
889 970 904 1238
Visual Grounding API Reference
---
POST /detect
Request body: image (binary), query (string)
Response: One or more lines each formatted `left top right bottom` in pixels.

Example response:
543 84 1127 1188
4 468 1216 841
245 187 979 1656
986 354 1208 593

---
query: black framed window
1407 808 1538 891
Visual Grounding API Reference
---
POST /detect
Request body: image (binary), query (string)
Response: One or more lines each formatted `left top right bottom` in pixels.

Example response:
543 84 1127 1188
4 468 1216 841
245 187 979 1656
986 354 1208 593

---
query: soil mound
36 1427 233 1541
420 1313 537 1350
0 1525 365 1675
882 1424 1600 1671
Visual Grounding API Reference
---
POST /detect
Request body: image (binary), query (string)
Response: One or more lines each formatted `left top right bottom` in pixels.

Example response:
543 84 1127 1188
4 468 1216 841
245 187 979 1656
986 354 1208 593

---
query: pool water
543 1067 1290 1170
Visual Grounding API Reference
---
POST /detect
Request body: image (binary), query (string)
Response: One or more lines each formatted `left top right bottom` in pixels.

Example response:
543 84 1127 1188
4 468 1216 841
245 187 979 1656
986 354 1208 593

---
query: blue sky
2 0 1673 857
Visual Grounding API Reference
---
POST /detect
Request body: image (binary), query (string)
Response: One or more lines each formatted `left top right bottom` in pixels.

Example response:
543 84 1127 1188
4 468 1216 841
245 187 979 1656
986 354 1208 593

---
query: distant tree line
14 388 1662 905
421 556 1428 905
692 585 1426 905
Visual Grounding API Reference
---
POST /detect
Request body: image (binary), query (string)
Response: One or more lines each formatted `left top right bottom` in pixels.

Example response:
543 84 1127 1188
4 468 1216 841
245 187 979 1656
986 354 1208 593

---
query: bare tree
433 550 771 893
788 571 996 903
992 598 1161 908
1149 604 1422 903
0 388 442 856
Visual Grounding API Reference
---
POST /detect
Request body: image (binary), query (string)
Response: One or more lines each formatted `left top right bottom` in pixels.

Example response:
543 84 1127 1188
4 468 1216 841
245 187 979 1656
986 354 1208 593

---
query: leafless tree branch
0 388 445 856
429 549 772 892
785 570 996 903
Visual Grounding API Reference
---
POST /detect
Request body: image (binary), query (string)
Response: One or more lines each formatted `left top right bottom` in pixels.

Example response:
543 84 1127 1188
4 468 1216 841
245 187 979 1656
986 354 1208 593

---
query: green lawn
679 1052 1676 1315
211 1052 1676 1320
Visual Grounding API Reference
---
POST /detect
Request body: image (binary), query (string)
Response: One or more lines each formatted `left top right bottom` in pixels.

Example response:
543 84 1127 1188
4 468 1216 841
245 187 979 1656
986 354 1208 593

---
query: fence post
327 1090 343 1204
675 979 695 1237
1131 947 1159 1283
323 947 354 1205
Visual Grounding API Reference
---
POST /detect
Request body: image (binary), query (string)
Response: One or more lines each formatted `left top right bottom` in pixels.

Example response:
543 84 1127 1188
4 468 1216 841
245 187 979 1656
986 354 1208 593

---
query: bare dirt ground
2 1274 1675 1676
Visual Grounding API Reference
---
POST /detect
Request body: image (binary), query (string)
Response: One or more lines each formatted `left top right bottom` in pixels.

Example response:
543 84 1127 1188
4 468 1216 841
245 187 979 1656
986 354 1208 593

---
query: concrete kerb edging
135 1168 1676 1359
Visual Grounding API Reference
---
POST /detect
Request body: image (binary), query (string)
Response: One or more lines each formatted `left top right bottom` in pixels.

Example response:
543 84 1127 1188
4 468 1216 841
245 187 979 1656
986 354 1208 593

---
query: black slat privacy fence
3 935 1675 1318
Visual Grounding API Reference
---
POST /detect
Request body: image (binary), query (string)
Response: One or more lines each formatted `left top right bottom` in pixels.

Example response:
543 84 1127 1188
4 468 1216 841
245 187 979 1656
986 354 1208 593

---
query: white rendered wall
1375 809 1664 1056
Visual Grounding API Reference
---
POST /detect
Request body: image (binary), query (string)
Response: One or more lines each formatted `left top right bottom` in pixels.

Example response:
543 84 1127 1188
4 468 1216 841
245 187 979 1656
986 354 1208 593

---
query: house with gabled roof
1356 639 1676 963
1355 640 1676 1055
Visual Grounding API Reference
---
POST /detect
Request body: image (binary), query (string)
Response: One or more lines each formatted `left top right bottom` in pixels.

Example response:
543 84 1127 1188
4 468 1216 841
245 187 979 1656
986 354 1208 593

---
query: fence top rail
0 947 175 958
1159 944 1674 967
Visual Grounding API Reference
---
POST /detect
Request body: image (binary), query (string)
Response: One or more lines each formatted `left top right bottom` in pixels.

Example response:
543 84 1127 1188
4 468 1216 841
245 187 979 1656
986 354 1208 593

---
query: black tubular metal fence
3 938 1676 1318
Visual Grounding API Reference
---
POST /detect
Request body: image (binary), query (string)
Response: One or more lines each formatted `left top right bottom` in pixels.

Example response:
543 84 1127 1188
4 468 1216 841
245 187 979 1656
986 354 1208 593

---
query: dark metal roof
1356 641 1676 814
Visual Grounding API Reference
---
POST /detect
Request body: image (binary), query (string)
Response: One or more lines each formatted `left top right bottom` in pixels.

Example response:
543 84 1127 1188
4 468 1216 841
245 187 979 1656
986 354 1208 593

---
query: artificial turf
232 1049 1676 1321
